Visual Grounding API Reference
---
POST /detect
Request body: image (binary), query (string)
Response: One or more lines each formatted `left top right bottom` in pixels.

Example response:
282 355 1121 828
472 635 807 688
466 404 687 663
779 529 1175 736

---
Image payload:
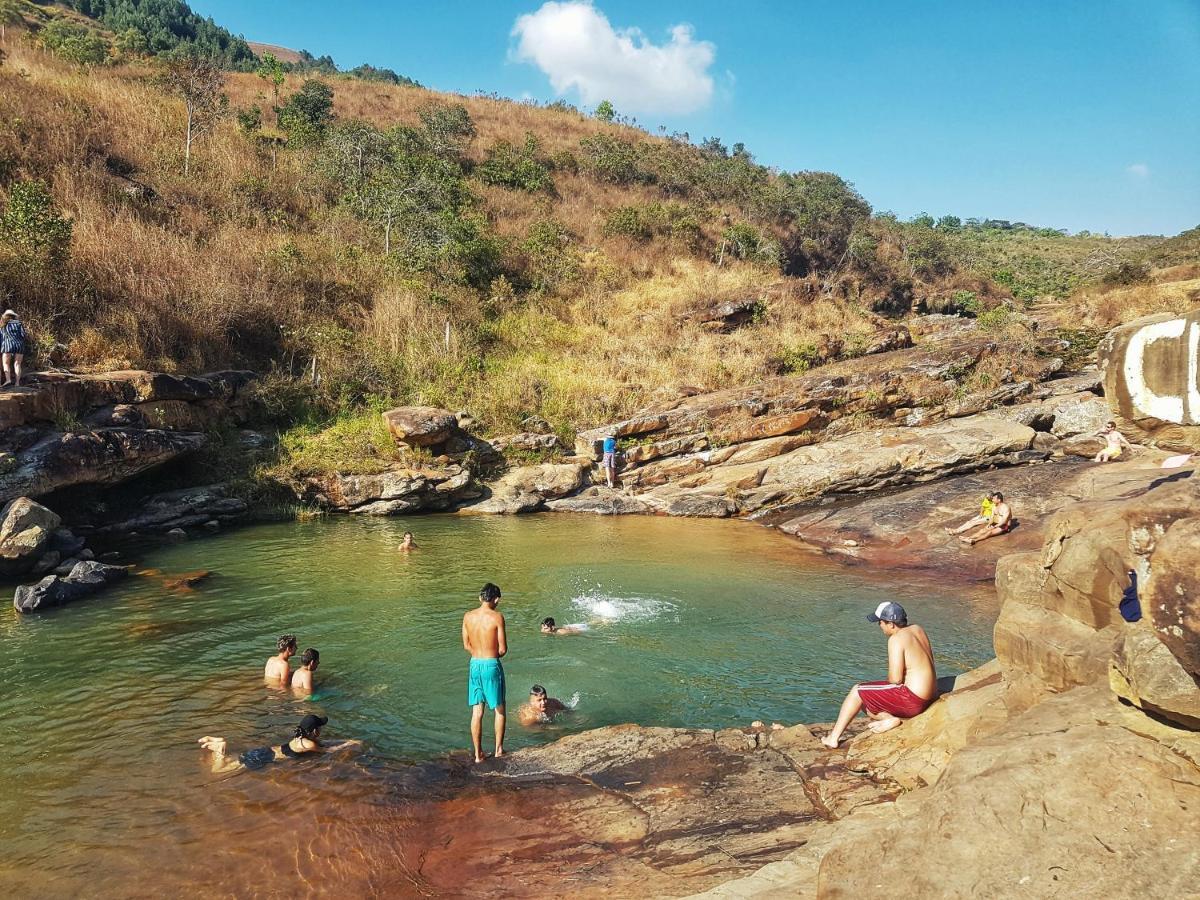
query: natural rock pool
1 514 997 895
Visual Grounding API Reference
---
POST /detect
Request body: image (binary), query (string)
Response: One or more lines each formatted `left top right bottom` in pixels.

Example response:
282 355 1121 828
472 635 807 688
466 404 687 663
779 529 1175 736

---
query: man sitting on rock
821 602 937 748
945 493 995 535
517 684 568 725
1094 421 1134 463
264 634 297 684
959 492 1011 545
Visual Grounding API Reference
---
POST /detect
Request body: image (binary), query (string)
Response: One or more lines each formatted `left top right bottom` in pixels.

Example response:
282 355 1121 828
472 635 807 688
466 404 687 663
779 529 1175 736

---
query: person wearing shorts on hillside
602 433 618 488
1094 421 1133 463
821 602 937 748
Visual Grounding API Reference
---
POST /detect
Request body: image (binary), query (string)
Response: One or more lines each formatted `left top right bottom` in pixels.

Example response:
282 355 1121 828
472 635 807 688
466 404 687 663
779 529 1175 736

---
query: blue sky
190 0 1200 236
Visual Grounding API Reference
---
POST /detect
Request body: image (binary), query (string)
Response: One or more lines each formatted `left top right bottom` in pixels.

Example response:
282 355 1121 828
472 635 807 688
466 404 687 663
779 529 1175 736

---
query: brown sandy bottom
3 722 885 899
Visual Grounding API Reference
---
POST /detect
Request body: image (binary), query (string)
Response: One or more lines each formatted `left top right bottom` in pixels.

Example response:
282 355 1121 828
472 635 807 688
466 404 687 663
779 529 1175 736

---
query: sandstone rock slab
0 497 62 576
382 406 457 448
461 463 586 515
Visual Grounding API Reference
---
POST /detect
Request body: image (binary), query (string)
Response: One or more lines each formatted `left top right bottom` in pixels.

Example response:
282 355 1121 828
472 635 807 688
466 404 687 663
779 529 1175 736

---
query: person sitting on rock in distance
518 684 568 726
1 309 29 389
945 493 995 535
398 531 417 552
198 714 359 774
291 647 319 694
959 492 1011 545
1094 421 1134 463
821 602 937 748
264 634 297 684
602 433 619 488
540 616 588 635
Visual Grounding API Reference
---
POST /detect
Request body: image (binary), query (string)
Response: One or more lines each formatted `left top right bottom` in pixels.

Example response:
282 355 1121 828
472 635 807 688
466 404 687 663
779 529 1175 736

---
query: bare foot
821 735 840 749
474 753 487 764
771 723 785 731
959 536 974 545
751 720 765 728
494 748 505 758
868 716 903 734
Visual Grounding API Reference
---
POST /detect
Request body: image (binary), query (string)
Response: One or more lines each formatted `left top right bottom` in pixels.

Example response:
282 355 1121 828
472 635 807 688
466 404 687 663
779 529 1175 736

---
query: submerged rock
14 561 129 613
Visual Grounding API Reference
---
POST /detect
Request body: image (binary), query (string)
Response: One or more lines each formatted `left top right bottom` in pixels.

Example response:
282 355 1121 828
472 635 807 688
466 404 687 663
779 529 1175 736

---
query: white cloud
511 1 716 115
1126 163 1150 179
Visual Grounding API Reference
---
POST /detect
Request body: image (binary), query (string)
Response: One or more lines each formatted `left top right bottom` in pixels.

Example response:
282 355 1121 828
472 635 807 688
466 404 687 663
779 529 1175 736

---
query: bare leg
1 353 11 385
822 684 863 748
494 704 506 758
470 703 485 763
963 525 1003 546
946 516 984 535
12 354 22 387
868 715 903 734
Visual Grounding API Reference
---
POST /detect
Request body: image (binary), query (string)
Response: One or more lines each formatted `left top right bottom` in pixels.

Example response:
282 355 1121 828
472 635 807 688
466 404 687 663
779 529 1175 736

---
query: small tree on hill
0 179 73 270
277 79 334 146
255 51 286 119
594 99 615 122
160 54 227 176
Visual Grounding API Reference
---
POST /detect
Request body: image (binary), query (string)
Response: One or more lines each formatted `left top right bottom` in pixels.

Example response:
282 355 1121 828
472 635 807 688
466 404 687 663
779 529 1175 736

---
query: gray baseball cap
867 601 907 624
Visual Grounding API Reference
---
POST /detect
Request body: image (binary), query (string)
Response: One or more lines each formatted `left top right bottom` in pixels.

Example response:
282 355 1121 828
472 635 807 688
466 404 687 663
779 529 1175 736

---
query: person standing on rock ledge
1 309 29 389
602 433 619 488
463 583 507 763
821 602 937 749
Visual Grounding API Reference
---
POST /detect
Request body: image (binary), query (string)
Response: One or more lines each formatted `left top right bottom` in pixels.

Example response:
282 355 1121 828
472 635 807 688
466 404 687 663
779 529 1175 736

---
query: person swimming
398 531 417 551
540 617 588 635
517 684 569 725
264 634 297 684
291 647 319 694
197 714 358 774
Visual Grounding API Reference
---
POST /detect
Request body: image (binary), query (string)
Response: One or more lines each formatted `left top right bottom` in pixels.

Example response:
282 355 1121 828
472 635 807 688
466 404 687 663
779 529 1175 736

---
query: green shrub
521 220 581 293
277 79 334 146
39 18 109 66
779 342 822 373
476 133 553 193
578 134 650 185
602 202 705 252
720 222 779 266
0 179 73 269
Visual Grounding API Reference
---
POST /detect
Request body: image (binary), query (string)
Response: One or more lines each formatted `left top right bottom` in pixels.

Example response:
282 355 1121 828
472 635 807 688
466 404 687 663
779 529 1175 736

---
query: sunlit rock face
1099 311 1200 450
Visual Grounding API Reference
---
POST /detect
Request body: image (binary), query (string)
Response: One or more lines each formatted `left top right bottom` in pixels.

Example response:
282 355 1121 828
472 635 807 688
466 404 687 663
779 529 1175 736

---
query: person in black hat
820 602 937 749
198 714 357 773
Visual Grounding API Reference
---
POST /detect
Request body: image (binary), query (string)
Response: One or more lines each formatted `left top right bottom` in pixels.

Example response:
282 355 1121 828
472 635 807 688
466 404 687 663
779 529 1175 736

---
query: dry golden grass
1069 272 1200 329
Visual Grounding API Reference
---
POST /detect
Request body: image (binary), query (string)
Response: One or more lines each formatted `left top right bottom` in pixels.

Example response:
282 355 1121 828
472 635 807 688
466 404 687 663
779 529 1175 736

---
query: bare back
264 655 290 684
462 606 506 659
888 625 936 700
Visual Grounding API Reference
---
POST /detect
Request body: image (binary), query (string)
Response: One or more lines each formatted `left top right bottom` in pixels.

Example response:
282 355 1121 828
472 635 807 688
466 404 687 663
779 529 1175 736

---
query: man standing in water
264 634 297 684
821 602 936 748
462 583 507 763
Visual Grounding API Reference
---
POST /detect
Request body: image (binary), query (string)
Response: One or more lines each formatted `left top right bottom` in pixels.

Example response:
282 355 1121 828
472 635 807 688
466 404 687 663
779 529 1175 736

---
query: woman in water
198 714 357 773
1 309 29 388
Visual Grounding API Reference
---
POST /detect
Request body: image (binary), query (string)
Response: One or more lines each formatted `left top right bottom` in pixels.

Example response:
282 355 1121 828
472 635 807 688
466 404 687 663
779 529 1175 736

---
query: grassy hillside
0 6 1196 467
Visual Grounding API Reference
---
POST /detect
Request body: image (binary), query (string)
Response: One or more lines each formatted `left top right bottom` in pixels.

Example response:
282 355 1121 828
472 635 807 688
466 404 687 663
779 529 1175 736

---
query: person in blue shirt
602 433 618 488
1 309 29 388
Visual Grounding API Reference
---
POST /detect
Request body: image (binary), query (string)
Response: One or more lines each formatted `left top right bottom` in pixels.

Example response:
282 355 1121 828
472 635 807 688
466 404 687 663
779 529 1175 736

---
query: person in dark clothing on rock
1 309 29 388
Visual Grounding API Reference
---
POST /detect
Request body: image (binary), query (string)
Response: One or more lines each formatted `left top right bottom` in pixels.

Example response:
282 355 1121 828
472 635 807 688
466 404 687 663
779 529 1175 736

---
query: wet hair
403 531 413 538
295 721 322 740
480 583 502 603
277 634 297 653
530 684 547 698
301 648 319 667
542 617 556 628
1106 421 1116 428
991 492 1004 501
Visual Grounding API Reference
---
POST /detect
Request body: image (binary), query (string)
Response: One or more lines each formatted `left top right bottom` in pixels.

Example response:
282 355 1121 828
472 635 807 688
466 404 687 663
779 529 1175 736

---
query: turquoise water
0 513 996 893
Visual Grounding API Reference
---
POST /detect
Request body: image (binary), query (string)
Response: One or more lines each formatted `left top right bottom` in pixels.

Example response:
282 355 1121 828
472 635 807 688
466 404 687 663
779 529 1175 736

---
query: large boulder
0 498 62 576
382 406 457 449
14 560 129 613
1110 626 1200 729
461 463 587 514
1142 515 1200 679
97 484 249 534
301 465 476 514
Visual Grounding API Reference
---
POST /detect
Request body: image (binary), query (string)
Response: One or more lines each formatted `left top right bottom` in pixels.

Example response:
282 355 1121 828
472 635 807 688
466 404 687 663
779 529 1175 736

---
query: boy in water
462 583 507 763
398 531 417 552
540 617 587 635
291 648 320 694
264 634 297 684
822 602 937 748
518 684 568 725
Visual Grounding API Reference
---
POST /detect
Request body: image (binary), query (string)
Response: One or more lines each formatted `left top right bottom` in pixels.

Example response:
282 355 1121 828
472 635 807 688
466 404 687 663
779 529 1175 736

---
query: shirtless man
540 617 587 635
1094 421 1133 463
462 583 507 763
291 648 319 694
517 684 568 725
398 531 416 552
264 634 297 684
821 602 936 748
959 491 1011 546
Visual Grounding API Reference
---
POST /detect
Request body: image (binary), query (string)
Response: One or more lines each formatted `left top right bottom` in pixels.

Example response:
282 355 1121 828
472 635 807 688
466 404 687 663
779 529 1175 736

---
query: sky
189 0 1200 237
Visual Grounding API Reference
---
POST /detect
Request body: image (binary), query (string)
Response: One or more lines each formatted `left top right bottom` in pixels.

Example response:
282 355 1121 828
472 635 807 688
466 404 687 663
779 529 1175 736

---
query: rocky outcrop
13 560 129 613
0 369 255 505
298 464 479 514
94 484 249 535
545 485 651 515
0 497 62 576
459 462 587 514
381 406 457 449
1098 311 1200 451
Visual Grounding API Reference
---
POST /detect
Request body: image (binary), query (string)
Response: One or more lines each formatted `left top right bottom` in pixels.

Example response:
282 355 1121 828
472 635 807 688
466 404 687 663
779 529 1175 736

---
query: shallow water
0 513 997 895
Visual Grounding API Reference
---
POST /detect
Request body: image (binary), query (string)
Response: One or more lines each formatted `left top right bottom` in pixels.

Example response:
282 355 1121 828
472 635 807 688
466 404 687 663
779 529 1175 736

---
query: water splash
565 691 581 710
571 590 677 623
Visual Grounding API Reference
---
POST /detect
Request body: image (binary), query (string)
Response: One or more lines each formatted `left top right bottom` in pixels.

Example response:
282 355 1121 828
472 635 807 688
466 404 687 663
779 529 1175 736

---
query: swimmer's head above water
541 617 556 633
300 648 319 670
529 684 550 714
295 714 327 742
277 634 297 656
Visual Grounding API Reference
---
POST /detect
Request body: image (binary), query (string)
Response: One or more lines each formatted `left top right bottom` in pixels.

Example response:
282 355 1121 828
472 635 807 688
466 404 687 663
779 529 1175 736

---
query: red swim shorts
856 681 933 718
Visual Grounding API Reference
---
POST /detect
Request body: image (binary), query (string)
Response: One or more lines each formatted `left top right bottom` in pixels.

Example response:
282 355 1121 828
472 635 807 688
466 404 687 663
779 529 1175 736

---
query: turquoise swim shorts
468 657 506 709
